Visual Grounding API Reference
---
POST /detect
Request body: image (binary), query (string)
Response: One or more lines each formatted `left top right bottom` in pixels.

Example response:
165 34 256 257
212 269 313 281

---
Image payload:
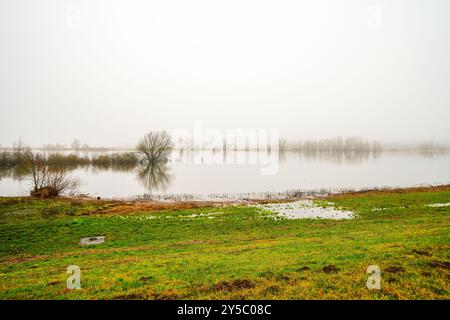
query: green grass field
0 186 449 299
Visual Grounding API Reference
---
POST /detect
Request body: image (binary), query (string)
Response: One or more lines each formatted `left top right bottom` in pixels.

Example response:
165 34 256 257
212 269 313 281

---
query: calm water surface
1 151 449 199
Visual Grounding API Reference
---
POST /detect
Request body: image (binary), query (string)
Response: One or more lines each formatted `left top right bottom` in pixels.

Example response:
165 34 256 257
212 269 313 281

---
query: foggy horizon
1 1 450 303
1 0 450 147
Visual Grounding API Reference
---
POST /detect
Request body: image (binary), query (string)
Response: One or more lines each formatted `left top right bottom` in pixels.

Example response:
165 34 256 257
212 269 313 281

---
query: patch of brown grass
94 201 226 215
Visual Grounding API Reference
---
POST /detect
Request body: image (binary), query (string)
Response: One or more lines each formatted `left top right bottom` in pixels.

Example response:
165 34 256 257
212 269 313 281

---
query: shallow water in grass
1 150 450 199
255 200 355 220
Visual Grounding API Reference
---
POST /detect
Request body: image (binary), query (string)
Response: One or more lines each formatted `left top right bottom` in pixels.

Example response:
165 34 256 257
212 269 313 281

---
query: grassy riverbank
0 186 449 299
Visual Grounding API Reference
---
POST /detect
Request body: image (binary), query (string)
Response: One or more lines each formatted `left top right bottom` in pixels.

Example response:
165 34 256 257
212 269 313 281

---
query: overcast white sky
0 0 449 147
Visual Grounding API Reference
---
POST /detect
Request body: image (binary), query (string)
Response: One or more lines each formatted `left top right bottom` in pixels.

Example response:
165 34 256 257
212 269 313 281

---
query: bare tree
24 151 47 193
20 150 79 198
44 170 79 196
136 131 173 165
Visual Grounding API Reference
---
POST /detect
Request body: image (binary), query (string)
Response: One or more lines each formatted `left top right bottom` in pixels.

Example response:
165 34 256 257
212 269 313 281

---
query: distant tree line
1 135 448 170
41 139 112 152
418 141 448 153
290 137 382 152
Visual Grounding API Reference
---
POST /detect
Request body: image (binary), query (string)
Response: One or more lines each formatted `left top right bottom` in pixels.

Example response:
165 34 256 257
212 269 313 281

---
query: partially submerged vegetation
0 133 174 196
0 131 174 169
0 186 448 299
0 149 139 168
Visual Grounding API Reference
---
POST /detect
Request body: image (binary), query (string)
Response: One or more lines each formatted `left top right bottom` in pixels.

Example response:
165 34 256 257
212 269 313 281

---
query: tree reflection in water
137 162 172 193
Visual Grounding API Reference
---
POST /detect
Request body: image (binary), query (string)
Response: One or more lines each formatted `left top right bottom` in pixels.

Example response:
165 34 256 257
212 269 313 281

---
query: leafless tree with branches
136 131 173 165
19 149 79 198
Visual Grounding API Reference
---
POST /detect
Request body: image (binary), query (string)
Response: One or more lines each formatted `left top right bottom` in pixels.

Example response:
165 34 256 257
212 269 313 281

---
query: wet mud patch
385 266 404 274
212 279 255 292
296 266 310 272
427 261 450 270
138 276 154 282
322 265 340 274
113 293 148 300
411 249 431 256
